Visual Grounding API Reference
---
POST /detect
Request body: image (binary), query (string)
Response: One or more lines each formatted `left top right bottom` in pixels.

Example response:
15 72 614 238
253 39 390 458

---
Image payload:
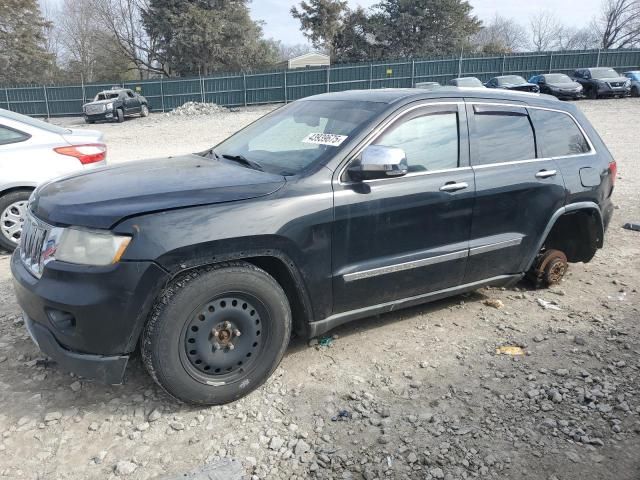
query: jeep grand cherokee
11 88 616 405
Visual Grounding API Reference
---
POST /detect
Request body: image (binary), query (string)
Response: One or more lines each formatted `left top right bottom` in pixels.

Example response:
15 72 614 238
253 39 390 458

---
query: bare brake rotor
528 249 568 288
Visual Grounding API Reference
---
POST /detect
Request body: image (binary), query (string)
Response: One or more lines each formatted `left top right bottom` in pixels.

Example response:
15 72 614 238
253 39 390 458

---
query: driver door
331 103 475 313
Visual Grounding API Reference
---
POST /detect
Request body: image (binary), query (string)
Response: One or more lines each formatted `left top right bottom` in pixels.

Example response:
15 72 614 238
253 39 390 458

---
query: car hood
83 99 118 106
30 154 286 229
547 82 582 89
598 76 628 83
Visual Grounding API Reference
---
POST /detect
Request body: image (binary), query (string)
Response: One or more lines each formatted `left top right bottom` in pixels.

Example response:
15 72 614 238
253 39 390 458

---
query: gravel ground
0 99 639 480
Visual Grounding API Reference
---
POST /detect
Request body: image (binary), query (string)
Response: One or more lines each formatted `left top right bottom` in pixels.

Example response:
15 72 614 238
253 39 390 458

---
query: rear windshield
453 77 483 87
498 76 526 85
591 68 620 79
0 108 70 134
544 74 572 83
213 100 386 175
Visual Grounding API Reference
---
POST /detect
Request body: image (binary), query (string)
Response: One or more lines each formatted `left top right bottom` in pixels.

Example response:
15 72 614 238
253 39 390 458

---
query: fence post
369 64 373 89
501 55 506 75
4 88 10 111
160 77 165 112
410 60 415 87
283 70 288 104
458 49 463 78
200 71 205 103
326 66 330 93
43 85 50 119
242 73 247 107
548 53 553 73
596 48 601 67
81 73 86 103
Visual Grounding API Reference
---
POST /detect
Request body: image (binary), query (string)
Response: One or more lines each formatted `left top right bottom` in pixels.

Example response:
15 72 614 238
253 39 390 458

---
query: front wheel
115 108 124 123
141 262 292 405
588 87 598 100
631 86 639 97
0 190 31 252
140 104 149 117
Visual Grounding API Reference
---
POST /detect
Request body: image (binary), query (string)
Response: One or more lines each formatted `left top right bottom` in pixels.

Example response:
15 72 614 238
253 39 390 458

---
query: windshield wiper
220 153 264 172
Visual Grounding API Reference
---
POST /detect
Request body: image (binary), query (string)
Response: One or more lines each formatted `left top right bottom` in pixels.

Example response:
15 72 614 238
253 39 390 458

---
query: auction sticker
302 133 348 147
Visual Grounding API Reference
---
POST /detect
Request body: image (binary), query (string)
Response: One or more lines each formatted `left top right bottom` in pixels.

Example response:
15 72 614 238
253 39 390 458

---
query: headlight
106 103 114 110
625 79 631 87
47 228 131 266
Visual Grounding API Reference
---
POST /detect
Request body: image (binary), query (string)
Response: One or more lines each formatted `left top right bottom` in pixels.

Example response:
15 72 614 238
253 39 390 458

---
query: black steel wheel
141 262 291 405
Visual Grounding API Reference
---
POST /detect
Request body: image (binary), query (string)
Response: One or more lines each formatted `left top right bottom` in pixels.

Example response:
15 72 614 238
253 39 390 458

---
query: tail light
609 160 617 186
54 144 106 165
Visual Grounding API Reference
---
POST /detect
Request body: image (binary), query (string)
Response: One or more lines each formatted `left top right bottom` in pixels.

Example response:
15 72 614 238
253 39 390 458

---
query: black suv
572 67 631 99
83 88 150 123
12 89 616 405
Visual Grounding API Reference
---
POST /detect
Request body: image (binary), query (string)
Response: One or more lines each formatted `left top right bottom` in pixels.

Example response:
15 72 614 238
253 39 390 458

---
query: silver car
0 109 107 251
624 71 640 97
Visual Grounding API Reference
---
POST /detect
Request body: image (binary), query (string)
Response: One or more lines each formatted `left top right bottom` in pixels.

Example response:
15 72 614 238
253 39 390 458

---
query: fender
524 201 603 272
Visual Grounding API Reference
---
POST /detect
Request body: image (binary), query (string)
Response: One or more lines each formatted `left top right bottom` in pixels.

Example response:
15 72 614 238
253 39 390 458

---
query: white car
0 109 107 251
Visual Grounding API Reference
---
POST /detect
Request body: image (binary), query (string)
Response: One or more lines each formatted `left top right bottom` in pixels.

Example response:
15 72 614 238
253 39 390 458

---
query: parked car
572 67 631 99
0 108 106 251
528 73 583 100
12 88 616 405
623 71 640 97
83 88 150 124
485 75 540 93
449 77 485 88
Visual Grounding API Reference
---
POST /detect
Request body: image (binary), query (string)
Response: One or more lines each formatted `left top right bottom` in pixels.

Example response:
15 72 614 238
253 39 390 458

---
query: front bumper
84 111 115 121
11 251 168 380
23 312 129 384
597 86 631 96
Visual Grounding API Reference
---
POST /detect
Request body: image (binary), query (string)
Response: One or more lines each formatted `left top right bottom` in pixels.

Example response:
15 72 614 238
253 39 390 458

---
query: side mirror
348 145 408 182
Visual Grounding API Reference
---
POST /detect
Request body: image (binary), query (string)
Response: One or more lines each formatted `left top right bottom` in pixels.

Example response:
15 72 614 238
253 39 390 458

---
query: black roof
304 87 562 109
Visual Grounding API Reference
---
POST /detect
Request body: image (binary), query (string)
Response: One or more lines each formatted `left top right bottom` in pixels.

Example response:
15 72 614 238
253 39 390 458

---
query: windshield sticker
302 133 348 147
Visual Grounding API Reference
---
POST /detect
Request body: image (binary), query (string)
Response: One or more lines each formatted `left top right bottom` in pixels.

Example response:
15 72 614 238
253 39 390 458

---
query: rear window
530 109 590 157
472 108 536 165
498 76 526 85
0 108 70 135
0 125 30 145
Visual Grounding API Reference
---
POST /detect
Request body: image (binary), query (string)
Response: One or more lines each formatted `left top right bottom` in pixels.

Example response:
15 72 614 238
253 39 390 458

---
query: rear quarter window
0 125 30 145
530 109 591 157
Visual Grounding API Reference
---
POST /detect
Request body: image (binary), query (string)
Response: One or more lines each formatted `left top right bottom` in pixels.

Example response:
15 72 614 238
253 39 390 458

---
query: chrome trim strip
343 250 467 282
469 237 523 256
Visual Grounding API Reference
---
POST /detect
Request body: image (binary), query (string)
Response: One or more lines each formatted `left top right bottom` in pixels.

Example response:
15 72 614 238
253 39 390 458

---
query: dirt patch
0 99 638 479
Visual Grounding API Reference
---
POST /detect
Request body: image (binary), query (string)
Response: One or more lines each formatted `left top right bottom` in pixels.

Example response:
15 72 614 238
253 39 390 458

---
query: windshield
498 76 526 85
544 74 572 83
454 77 483 87
95 92 120 101
591 68 620 79
212 100 386 175
626 72 640 81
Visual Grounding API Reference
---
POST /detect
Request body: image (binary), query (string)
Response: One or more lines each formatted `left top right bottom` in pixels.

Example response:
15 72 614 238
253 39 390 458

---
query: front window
213 100 386 175
498 76 526 85
590 68 620 79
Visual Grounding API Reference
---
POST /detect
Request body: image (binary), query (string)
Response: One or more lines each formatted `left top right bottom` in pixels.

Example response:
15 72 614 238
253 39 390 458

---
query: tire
84 115 94 124
141 262 292 405
141 104 149 117
631 86 639 97
115 108 124 123
0 189 31 252
588 87 598 100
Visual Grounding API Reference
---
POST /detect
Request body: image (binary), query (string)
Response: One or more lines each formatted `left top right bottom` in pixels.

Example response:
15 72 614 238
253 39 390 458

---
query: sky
251 0 603 46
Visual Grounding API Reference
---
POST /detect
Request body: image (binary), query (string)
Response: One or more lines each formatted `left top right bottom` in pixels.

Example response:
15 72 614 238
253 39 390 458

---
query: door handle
440 182 469 192
535 169 557 179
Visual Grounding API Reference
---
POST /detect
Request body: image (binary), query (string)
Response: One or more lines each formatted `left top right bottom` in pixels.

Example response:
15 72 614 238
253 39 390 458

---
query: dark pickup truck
12 88 616 405
82 88 150 123
572 67 631 99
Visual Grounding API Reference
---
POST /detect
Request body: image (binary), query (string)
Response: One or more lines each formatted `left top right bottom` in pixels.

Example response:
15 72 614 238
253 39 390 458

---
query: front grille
85 104 105 115
20 213 51 278
608 82 625 88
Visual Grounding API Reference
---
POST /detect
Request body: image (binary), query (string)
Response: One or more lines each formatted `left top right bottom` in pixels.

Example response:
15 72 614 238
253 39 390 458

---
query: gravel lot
0 99 639 480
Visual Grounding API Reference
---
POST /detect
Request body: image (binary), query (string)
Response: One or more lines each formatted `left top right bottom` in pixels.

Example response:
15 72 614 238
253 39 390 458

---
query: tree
594 0 640 48
267 41 315 62
143 0 278 76
92 0 167 78
370 0 482 58
472 14 528 53
529 11 563 51
333 7 384 62
290 0 348 58
0 0 53 85
557 27 601 50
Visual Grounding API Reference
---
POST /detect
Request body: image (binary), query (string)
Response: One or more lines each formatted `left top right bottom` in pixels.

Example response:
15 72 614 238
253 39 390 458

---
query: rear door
463 102 566 283
123 91 141 113
332 102 475 313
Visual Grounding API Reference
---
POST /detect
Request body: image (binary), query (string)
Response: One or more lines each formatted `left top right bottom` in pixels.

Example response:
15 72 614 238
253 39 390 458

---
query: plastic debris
318 336 334 347
496 346 525 356
484 299 504 309
331 410 352 422
166 102 229 117
622 222 640 232
537 298 562 310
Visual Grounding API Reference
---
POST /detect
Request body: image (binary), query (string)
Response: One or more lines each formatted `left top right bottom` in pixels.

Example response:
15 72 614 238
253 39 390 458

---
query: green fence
2 48 640 117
